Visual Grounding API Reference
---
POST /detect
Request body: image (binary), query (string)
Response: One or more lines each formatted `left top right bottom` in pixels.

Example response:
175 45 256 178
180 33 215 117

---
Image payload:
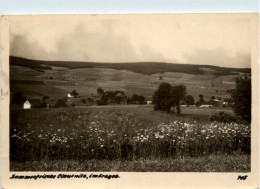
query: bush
185 95 195 106
210 111 236 123
195 101 201 107
55 98 67 108
231 75 251 122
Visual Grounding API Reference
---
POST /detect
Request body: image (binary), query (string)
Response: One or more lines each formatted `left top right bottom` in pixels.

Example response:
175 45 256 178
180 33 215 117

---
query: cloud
182 48 250 68
10 24 165 63
10 35 49 60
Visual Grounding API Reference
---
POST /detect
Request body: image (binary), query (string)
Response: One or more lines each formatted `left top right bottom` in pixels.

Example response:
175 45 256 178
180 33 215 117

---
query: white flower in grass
184 123 189 127
158 135 164 139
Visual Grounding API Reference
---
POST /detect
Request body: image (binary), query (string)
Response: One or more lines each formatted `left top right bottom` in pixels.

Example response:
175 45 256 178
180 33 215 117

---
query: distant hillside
10 56 251 76
10 56 52 70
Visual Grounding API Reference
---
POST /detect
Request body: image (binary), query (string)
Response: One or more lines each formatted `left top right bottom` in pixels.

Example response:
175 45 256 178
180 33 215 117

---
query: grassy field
10 107 250 172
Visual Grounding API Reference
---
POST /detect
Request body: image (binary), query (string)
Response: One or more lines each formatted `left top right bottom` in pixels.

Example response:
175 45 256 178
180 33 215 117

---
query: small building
147 101 152 105
23 100 31 109
200 104 213 108
67 93 73 98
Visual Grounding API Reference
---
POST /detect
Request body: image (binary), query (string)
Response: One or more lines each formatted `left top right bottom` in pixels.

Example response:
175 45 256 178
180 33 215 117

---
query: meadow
10 107 250 172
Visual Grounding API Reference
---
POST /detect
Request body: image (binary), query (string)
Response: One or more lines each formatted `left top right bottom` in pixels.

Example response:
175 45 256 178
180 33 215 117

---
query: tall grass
10 108 250 163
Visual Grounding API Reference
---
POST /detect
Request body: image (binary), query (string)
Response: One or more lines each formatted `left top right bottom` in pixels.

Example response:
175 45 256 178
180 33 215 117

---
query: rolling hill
9 56 251 103
10 56 250 76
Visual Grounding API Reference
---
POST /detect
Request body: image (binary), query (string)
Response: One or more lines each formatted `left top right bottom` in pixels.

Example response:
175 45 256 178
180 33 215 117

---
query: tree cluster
153 82 187 114
127 94 146 104
97 88 127 105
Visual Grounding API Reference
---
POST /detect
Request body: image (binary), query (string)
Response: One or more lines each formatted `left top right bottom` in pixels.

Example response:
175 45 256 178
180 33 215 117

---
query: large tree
152 82 173 112
171 84 187 114
153 82 186 114
231 74 251 122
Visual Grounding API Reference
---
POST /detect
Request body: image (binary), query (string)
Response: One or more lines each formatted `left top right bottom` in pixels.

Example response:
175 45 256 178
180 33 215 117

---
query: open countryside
10 56 251 171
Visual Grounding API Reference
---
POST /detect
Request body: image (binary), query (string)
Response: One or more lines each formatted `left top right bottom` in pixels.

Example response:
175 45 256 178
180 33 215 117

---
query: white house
147 101 152 105
200 104 213 108
67 93 73 98
23 100 31 109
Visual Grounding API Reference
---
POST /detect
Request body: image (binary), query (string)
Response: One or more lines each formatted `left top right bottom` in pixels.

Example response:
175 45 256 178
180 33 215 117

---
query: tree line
96 88 146 105
10 75 251 122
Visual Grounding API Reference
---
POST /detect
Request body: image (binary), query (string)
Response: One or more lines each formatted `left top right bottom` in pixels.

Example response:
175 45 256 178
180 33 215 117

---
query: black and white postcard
1 13 259 188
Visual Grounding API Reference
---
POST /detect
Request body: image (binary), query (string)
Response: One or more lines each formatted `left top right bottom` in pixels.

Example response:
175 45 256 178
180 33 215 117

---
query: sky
0 0 258 14
10 14 255 68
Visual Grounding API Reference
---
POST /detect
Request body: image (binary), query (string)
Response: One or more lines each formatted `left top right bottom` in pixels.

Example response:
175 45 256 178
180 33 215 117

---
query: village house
67 93 73 98
200 104 213 108
23 99 41 109
23 100 31 109
200 103 213 108
147 100 152 105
